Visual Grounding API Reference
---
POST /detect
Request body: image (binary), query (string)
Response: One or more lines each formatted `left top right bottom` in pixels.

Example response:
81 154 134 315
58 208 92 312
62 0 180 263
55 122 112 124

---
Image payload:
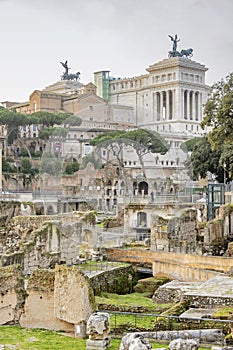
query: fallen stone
168 338 198 350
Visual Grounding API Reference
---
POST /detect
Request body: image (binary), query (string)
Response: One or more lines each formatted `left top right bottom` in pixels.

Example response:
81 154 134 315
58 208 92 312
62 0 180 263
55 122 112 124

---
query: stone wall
106 248 233 281
0 265 25 325
2 213 85 274
89 265 137 295
152 260 222 282
150 208 198 254
54 265 95 333
20 268 74 332
0 263 134 334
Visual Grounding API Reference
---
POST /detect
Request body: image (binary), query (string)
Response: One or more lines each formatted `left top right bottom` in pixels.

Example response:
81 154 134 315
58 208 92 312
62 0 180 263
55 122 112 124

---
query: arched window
137 212 147 227
138 181 149 195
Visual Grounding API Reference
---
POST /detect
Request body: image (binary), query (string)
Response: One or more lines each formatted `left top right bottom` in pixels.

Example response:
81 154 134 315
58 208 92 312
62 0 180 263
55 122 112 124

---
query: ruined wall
3 213 84 274
150 209 198 254
106 248 233 277
20 268 74 332
152 260 222 282
0 265 25 325
54 265 95 335
89 265 137 295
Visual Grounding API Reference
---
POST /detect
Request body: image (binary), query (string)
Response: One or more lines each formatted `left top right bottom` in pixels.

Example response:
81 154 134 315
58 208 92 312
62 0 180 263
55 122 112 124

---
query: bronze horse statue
168 48 193 58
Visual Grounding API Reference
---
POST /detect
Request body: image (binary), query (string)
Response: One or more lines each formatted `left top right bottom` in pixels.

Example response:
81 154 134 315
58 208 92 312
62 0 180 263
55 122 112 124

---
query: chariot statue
168 34 193 58
60 60 80 81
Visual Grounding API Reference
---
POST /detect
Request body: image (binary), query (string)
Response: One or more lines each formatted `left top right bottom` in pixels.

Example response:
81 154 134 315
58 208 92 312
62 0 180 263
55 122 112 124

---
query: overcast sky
0 0 232 102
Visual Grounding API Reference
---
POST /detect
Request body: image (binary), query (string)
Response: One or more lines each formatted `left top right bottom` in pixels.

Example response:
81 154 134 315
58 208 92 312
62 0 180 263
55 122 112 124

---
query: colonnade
183 90 202 121
153 90 175 121
153 89 202 121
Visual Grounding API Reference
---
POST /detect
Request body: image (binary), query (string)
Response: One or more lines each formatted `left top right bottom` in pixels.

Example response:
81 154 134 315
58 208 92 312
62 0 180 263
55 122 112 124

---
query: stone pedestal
74 320 87 339
86 337 111 350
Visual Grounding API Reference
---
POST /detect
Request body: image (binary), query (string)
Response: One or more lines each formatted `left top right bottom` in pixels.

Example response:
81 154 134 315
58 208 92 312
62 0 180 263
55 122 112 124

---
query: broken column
86 312 111 350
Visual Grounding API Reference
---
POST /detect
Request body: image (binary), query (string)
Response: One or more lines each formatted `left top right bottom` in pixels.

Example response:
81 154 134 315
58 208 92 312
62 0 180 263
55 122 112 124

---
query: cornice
147 57 208 73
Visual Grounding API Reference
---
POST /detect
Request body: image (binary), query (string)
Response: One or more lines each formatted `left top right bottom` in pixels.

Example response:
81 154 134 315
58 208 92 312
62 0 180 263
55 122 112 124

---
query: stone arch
138 181 148 195
46 205 55 215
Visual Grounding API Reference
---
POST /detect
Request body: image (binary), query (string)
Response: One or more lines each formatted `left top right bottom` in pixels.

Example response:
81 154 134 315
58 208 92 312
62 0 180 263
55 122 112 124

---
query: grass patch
0 326 211 349
96 292 173 313
212 306 233 319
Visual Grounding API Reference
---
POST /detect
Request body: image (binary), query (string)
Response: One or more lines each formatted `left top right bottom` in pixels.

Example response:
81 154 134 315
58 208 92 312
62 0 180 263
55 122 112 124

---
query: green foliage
96 292 172 313
63 115 82 126
201 73 233 180
18 147 29 157
39 126 68 140
20 158 32 174
180 137 201 153
90 129 169 155
185 136 224 182
2 158 16 173
90 129 169 178
0 107 74 146
133 276 171 297
64 162 80 175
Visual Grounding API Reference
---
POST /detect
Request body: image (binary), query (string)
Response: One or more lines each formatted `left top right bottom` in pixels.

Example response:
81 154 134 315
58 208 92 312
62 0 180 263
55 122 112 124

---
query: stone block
86 337 111 350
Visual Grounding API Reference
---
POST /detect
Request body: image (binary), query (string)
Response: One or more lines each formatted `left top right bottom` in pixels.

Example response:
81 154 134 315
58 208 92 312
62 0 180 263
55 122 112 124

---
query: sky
0 0 232 102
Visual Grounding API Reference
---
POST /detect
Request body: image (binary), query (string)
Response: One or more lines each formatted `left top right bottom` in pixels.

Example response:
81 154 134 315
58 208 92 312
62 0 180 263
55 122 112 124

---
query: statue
168 35 193 59
60 60 80 81
60 60 70 75
168 34 180 53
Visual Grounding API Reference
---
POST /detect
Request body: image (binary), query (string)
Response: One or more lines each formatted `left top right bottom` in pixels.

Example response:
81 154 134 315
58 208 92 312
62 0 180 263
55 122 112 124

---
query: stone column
195 92 199 121
167 90 170 120
160 91 163 120
173 89 176 120
199 92 203 120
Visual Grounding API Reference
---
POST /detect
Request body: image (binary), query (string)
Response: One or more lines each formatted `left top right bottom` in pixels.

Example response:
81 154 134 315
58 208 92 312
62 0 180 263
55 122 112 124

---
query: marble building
94 56 211 181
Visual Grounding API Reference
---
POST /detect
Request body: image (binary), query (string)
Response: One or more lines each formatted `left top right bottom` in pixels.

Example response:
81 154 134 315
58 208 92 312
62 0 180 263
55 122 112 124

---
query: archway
138 181 148 195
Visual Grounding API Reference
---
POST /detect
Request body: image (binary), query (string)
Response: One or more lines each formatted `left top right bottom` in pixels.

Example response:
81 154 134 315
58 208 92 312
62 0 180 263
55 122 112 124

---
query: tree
180 137 201 153
39 126 68 140
201 73 233 179
90 129 169 178
64 162 80 175
21 158 32 174
183 136 224 182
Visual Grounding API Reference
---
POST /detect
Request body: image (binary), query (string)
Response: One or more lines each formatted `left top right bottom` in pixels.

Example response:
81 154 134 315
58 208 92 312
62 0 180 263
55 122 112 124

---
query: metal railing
97 310 232 346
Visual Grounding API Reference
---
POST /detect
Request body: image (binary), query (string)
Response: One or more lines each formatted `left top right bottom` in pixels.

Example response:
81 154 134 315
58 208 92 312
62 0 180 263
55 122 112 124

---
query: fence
75 260 123 275
98 310 233 346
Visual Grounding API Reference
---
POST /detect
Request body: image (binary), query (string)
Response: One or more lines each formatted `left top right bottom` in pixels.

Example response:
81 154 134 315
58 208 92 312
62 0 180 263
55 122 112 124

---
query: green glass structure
94 71 110 100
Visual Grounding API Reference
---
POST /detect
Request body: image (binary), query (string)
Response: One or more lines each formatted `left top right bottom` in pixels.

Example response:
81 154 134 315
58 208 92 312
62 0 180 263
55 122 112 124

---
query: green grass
0 326 211 349
110 312 156 332
96 292 173 313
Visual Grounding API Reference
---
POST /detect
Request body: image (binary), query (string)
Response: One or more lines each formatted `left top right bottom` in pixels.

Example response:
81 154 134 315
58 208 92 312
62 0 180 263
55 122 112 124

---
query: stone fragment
87 312 110 340
119 333 151 350
168 338 198 350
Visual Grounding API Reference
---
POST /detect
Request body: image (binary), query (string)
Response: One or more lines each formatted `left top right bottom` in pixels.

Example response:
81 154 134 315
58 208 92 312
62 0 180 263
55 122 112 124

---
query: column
173 89 176 120
199 93 203 120
167 91 170 119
